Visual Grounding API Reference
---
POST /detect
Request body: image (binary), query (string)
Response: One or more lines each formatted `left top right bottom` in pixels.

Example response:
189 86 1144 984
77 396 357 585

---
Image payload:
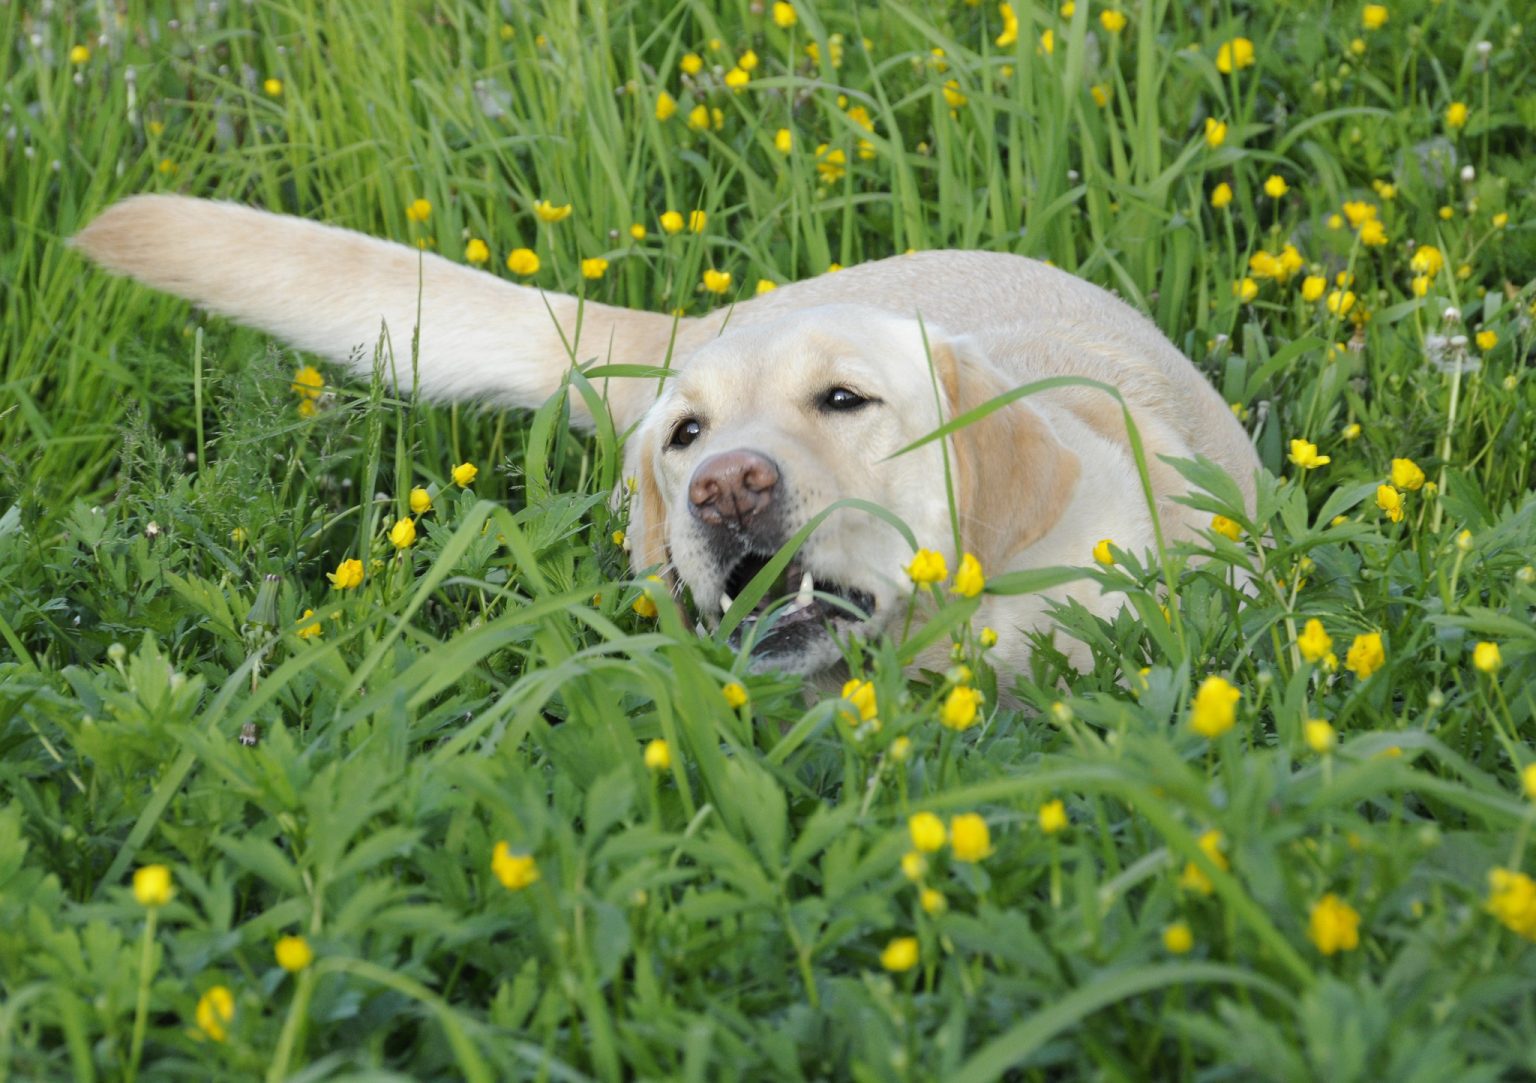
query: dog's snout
688 449 780 527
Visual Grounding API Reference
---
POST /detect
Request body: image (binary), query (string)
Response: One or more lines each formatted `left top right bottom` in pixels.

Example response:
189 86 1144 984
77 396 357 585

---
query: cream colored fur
73 194 1259 676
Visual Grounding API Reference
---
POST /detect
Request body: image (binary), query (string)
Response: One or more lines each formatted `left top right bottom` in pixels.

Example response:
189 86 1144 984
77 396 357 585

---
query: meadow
3 0 1535 1078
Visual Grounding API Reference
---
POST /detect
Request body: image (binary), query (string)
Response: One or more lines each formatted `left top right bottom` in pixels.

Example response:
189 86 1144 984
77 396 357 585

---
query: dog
72 195 1259 678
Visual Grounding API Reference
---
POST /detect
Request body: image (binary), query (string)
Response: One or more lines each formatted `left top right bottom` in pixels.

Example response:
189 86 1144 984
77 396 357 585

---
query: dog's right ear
621 432 672 577
933 338 1081 569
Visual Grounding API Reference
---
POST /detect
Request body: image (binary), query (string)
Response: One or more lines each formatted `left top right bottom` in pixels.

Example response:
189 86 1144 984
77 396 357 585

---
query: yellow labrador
73 196 1258 676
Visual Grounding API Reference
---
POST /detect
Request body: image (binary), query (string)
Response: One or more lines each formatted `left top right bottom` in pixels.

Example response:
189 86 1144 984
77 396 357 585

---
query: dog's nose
688 450 780 527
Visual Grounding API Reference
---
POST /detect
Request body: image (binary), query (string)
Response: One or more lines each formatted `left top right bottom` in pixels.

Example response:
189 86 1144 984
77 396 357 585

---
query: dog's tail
71 195 682 428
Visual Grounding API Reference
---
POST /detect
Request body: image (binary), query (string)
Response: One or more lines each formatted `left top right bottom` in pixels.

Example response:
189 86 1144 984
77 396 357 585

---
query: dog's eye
822 387 869 412
668 418 702 449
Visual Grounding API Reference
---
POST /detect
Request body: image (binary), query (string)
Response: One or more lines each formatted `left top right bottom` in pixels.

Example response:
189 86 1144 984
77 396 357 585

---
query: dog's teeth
797 572 814 608
721 592 734 614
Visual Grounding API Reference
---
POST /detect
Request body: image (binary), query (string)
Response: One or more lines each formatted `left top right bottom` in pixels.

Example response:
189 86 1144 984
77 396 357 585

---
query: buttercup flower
405 198 432 223
1215 37 1255 74
69 44 91 64
295 609 321 639
1476 330 1498 352
680 52 703 75
275 935 314 973
995 3 1018 47
942 80 968 109
388 516 416 549
659 210 684 234
1297 618 1333 663
841 678 878 722
1304 718 1336 754
643 738 671 770
1362 4 1388 29
1390 458 1425 491
1101 10 1127 32
1358 218 1388 246
1179 829 1228 894
941 686 984 731
655 90 677 121
1472 641 1501 674
409 487 432 514
1376 484 1404 523
292 365 324 401
1445 101 1469 130
1233 277 1259 303
949 813 993 862
772 1 797 28
1211 182 1233 209
491 842 540 890
723 682 749 708
1092 538 1115 565
581 257 609 280
1488 868 1536 940
909 811 946 853
1326 289 1357 316
1204 117 1227 148
1410 245 1444 278
195 986 235 1043
1163 922 1194 954
133 864 174 907
1344 631 1385 679
1263 174 1289 199
464 238 489 265
632 575 664 619
1288 438 1330 470
1523 764 1536 801
756 279 778 294
920 888 946 914
1211 515 1242 541
506 248 540 275
1189 675 1241 738
534 200 572 223
701 268 732 294
688 210 708 232
773 128 793 153
1308 893 1362 955
907 548 948 585
952 553 985 597
901 851 927 881
1038 799 1067 835
724 66 749 90
263 77 283 97
328 558 364 590
815 144 848 183
880 936 919 972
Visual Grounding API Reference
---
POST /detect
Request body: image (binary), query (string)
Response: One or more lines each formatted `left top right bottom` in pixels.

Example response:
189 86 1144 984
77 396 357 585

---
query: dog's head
624 305 1079 675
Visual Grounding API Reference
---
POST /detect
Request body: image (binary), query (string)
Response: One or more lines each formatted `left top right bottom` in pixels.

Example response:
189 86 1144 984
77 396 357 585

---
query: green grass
3 0 1536 1078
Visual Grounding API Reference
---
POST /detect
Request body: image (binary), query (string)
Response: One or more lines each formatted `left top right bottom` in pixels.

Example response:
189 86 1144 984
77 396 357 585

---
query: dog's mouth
711 552 876 670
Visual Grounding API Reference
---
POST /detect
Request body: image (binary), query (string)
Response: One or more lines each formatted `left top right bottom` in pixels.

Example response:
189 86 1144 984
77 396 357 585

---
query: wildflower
1411 275 1430 297
655 90 677 121
506 248 539 275
723 682 749 708
1233 277 1259 303
1189 675 1241 738
1101 10 1127 32
680 52 703 75
1390 458 1425 491
659 210 684 234
1038 29 1054 54
979 627 998 648
724 66 749 90
1445 101 1469 130
581 257 609 280
1179 830 1229 894
1038 799 1067 835
388 517 416 549
1488 868 1536 940
263 77 283 97
952 553 985 597
1162 922 1194 954
841 678 878 722
1263 175 1289 199
901 851 927 880
295 610 322 640
1090 84 1111 107
1297 619 1334 663
632 576 664 619
1204 118 1227 148
686 103 710 130
328 558 364 590
949 813 993 862
1299 275 1326 303
462 238 490 266
907 549 948 585
688 210 708 232
920 888 946 914
1326 289 1357 316
1288 438 1330 470
133 864 174 907
1203 514 1240 542
1215 37 1255 74
756 279 778 294
1410 245 1445 278
1492 212 1509 228
1092 538 1115 565
1304 718 1336 754
69 44 91 64
1362 4 1388 29
452 461 478 487
772 1 797 28
491 842 540 890
995 3 1018 47
1476 330 1498 352
194 986 235 1043
1472 641 1501 674
941 686 984 731
1376 484 1404 523
1344 632 1385 679
942 80 968 109
643 738 671 770
1308 893 1362 955
880 936 920 972
275 935 314 973
1210 182 1233 209
909 811 947 853
773 128 794 155
815 145 848 183
1523 764 1536 801
1358 218 1388 246
533 200 572 223
701 268 732 294
230 527 248 546
405 198 432 223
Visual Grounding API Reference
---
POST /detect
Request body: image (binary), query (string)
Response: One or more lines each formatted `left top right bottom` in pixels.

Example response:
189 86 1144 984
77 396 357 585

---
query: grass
3 0 1536 1078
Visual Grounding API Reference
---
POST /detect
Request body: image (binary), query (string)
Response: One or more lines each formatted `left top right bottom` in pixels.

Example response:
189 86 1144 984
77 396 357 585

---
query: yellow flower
1233 277 1259 303
680 52 703 75
1445 101 1469 130
1263 174 1289 199
701 268 732 294
1179 830 1228 894
1376 484 1404 523
901 851 927 881
1215 37 1255 74
533 200 572 223
328 558 364 590
632 575 664 619
1038 29 1054 54
1101 10 1128 32
388 516 417 549
452 461 478 487
979 626 998 648
880 936 919 972
506 248 540 276
1162 922 1194 954
1389 457 1425 491
1301 275 1327 302
406 487 432 516
942 80 968 109
1472 641 1502 674
952 553 985 597
581 257 609 280
909 811 946 853
773 128 794 155
1203 515 1240 544
688 210 708 232
1038 799 1067 835
841 678 878 723
643 738 671 770
1304 718 1336 754
263 77 283 97
1092 538 1115 565
995 2 1018 47
1476 330 1498 352
814 144 847 183
1358 218 1388 246
1288 438 1330 470
1492 212 1509 228
1342 200 1377 228
1307 893 1362 955
1326 289 1357 316
755 278 778 294
1523 764 1536 801
275 935 314 973
890 736 912 762
133 864 174 907
655 90 677 121
295 609 322 640
659 210 684 234
1189 675 1241 739
1363 3 1388 28
405 198 432 223
491 842 540 891
1488 868 1536 940
723 682 749 709
949 813 993 862
724 66 749 90
906 548 948 585
1204 117 1227 148
941 686 984 731
1410 245 1444 278
1297 619 1334 663
194 986 235 1043
1210 182 1233 209
69 44 91 64
772 1 797 29
1090 83 1111 108
463 238 490 266
920 887 946 914
1344 631 1385 679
